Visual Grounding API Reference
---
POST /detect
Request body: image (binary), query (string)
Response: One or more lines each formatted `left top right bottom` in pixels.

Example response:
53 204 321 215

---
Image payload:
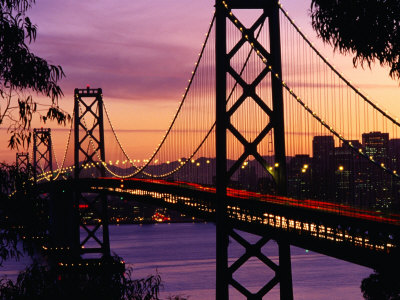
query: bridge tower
33 128 53 182
15 152 30 188
73 87 110 258
11 153 30 197
215 0 292 299
16 152 30 174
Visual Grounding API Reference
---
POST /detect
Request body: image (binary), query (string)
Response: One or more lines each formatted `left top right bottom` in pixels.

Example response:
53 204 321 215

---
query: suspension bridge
12 0 400 299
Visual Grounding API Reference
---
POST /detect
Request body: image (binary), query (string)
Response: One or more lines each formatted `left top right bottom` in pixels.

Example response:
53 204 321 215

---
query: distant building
389 139 400 203
287 154 311 199
238 165 257 191
362 131 389 164
312 136 335 200
313 136 335 161
334 140 362 205
361 132 391 209
389 139 400 171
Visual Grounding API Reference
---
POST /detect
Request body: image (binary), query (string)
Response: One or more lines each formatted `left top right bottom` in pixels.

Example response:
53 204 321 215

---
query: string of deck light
35 157 156 182
33 112 74 181
129 13 217 178
36 159 144 182
34 99 139 180
138 12 269 179
35 165 52 182
30 145 35 180
222 1 400 179
102 103 141 171
78 99 161 178
37 10 254 181
34 4 399 183
139 126 215 179
283 82 400 178
74 15 260 179
28 134 54 182
32 152 55 182
137 12 272 179
38 13 218 180
49 119 74 180
36 164 76 182
51 134 61 171
76 101 130 178
54 118 74 178
81 100 161 178
277 2 400 128
80 14 217 179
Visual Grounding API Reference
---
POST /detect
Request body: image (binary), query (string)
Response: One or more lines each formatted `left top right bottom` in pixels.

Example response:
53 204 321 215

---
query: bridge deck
38 178 400 270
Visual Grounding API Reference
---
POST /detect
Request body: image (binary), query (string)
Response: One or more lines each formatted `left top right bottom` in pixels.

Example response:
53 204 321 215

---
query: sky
1 0 400 164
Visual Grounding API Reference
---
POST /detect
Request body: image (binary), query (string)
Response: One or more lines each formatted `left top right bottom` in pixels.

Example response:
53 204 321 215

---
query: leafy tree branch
0 0 71 150
311 0 400 80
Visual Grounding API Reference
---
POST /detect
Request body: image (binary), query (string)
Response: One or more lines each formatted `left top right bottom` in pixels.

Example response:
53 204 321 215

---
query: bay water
110 222 372 300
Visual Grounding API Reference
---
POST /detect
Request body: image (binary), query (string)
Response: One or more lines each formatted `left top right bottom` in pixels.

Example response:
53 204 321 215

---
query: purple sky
1 0 400 163
29 0 215 102
26 0 399 104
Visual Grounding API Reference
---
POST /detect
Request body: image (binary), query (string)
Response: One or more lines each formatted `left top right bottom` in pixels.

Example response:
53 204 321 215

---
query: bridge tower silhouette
215 0 292 298
15 152 30 191
33 128 53 182
73 87 110 258
16 152 30 174
12 152 30 199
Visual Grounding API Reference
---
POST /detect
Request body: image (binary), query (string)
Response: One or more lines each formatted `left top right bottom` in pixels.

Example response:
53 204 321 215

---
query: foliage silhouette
0 163 24 266
0 257 162 300
0 164 163 300
0 0 70 149
310 0 400 80
361 270 400 300
0 162 47 265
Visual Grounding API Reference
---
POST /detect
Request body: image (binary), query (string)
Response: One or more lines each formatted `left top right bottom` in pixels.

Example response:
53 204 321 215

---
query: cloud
28 0 214 101
32 33 198 100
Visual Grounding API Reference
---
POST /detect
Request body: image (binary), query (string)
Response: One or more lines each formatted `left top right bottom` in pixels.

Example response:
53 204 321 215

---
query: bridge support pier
215 0 292 298
48 187 78 259
33 128 53 182
220 226 294 299
16 153 30 175
279 241 293 299
15 152 30 192
73 87 110 258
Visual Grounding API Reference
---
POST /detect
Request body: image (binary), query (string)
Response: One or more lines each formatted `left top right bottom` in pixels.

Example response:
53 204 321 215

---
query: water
0 252 32 280
109 223 372 299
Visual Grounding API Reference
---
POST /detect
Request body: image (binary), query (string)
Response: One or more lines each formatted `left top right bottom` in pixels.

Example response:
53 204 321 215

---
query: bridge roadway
38 177 400 270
